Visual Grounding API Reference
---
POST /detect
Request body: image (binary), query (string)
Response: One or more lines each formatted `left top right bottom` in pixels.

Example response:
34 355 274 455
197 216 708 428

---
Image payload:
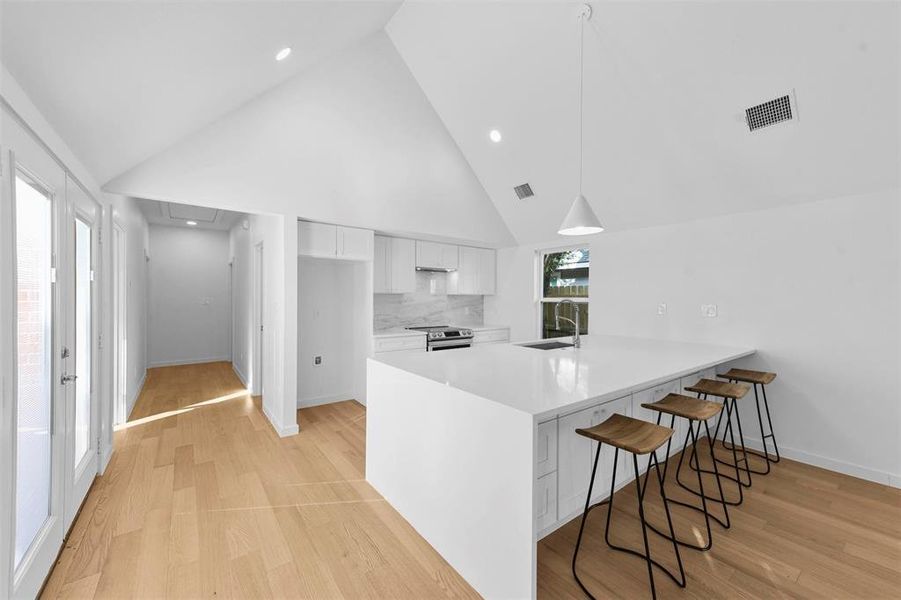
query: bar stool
640 393 731 551
718 368 780 474
571 414 685 600
683 379 752 504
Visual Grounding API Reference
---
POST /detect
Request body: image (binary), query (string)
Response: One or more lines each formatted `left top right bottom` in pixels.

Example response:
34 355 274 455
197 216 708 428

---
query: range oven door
428 338 472 351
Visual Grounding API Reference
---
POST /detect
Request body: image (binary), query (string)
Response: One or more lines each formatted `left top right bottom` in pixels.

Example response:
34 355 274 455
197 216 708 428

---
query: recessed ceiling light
489 129 502 143
186 220 198 226
275 47 292 61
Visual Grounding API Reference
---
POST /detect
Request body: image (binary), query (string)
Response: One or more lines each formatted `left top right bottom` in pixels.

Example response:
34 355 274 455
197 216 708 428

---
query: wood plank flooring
42 361 900 599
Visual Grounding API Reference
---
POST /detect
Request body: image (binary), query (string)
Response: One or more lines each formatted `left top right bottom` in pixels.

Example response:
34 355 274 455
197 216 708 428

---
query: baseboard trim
298 392 354 408
148 356 231 368
232 363 249 388
126 371 147 420
740 434 900 489
262 403 300 438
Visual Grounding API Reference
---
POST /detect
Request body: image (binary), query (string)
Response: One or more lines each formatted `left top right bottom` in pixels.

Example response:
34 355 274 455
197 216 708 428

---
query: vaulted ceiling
0 1 401 183
2 1 897 247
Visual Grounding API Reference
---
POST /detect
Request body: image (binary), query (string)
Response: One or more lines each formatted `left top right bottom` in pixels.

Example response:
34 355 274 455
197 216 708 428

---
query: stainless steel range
406 325 474 351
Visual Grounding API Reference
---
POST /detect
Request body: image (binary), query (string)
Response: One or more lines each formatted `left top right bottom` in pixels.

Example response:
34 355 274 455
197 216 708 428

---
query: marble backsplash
374 272 484 331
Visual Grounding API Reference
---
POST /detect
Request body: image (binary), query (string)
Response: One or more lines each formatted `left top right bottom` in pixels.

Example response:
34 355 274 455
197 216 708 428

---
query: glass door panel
73 217 91 467
14 174 53 568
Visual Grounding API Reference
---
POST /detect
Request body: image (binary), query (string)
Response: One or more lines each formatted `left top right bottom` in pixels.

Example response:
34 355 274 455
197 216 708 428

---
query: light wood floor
42 361 900 599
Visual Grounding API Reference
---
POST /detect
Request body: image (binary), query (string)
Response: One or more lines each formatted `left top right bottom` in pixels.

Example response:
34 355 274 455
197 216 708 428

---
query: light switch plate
700 304 718 318
314 356 322 366
657 303 667 316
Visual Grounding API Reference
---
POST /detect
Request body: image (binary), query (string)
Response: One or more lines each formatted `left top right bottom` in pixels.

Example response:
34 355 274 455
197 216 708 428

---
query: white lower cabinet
556 396 631 520
536 419 557 478
631 379 683 470
681 367 720 437
535 472 558 533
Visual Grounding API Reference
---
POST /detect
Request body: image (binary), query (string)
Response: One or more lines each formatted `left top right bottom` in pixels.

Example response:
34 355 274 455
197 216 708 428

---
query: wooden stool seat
576 413 673 455
642 393 723 421
717 368 776 386
684 378 750 399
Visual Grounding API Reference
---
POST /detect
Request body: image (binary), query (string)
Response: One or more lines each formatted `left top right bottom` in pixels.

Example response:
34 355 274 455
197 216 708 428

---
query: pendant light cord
578 11 585 196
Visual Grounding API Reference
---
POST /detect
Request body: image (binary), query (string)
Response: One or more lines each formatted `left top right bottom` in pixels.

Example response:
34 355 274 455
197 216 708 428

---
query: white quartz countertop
372 335 754 420
372 328 428 339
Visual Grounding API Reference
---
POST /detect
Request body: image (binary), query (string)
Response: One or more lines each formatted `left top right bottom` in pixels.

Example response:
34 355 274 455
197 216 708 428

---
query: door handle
61 374 78 385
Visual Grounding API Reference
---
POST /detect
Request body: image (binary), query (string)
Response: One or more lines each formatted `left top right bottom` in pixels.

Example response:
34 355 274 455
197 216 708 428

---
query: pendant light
558 4 605 236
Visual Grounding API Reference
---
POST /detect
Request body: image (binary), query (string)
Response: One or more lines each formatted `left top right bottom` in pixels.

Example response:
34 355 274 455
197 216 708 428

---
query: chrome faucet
554 299 581 348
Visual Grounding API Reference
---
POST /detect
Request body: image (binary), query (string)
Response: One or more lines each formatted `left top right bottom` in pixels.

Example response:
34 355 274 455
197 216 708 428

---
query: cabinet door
389 238 416 293
536 419 558 478
479 248 496 295
449 246 479 295
298 221 337 257
415 241 441 268
632 380 682 468
441 243 459 270
338 226 373 260
535 472 558 534
373 236 390 293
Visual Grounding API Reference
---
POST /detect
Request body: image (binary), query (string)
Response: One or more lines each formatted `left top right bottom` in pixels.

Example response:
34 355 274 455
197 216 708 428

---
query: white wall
229 219 251 386
488 189 901 486
111 197 150 418
147 225 230 367
104 32 514 248
230 213 298 436
297 258 355 406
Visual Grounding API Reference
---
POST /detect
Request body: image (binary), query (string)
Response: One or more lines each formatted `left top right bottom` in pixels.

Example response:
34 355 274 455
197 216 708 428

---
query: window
540 247 589 339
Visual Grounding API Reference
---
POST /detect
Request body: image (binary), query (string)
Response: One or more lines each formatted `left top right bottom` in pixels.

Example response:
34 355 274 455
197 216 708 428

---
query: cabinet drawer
536 419 558 478
373 336 425 353
473 328 510 345
535 472 558 533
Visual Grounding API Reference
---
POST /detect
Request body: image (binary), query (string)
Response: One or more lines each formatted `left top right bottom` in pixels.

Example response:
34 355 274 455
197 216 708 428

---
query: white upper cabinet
448 246 496 295
298 221 337 258
374 235 415 294
338 226 374 260
415 240 459 271
298 221 373 261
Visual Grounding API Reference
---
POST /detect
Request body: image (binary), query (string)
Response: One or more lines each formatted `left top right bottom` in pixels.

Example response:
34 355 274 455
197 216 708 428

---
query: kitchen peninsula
366 335 754 599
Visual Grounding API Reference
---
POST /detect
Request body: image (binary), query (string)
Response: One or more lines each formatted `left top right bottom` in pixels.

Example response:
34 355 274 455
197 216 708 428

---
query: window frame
536 245 590 339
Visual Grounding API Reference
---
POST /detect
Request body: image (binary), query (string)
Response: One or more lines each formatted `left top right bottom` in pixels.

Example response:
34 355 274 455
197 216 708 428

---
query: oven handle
428 339 473 351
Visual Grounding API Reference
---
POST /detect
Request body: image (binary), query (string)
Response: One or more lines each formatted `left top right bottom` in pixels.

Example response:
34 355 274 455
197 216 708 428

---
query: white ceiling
387 1 900 243
0 0 401 184
136 198 244 231
2 1 897 246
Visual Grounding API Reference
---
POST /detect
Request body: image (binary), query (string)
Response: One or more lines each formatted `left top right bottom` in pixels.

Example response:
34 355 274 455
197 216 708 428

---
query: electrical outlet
700 304 718 318
657 303 667 316
314 356 322 366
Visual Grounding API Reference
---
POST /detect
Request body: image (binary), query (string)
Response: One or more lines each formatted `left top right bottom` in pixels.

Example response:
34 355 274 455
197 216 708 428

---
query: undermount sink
518 341 575 351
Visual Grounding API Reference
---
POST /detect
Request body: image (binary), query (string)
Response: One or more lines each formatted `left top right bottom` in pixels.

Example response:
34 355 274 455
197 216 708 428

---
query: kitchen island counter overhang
366 335 755 599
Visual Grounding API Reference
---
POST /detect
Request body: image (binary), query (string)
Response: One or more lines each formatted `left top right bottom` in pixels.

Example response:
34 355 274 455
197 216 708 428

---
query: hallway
41 362 476 598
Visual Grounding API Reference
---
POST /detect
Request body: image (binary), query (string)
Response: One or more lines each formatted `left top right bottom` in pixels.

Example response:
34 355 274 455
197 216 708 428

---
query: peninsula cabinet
556 395 632 521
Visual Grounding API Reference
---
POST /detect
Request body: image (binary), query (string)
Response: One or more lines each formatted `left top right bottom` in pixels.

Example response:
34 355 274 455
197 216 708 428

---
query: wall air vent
514 183 534 200
745 93 796 132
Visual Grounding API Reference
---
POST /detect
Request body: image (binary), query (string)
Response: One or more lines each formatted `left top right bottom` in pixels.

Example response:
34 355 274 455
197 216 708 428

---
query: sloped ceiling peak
387 1 900 244
1 1 401 184
105 32 515 247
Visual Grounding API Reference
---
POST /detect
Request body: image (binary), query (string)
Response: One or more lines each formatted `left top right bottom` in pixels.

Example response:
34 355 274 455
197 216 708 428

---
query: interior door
4 127 67 600
63 176 100 528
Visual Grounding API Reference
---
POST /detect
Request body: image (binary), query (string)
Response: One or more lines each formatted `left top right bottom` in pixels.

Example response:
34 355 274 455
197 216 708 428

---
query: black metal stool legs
572 444 686 600
688 395 753 498
721 381 781 472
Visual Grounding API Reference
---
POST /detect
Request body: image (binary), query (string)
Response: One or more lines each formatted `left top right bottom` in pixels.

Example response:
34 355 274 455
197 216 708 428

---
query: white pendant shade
558 194 604 236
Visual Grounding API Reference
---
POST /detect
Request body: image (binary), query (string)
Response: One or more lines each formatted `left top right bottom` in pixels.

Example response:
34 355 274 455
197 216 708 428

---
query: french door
2 115 100 598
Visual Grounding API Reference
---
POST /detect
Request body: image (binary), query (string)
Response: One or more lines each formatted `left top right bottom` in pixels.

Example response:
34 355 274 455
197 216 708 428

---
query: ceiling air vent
514 183 534 200
745 93 796 132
